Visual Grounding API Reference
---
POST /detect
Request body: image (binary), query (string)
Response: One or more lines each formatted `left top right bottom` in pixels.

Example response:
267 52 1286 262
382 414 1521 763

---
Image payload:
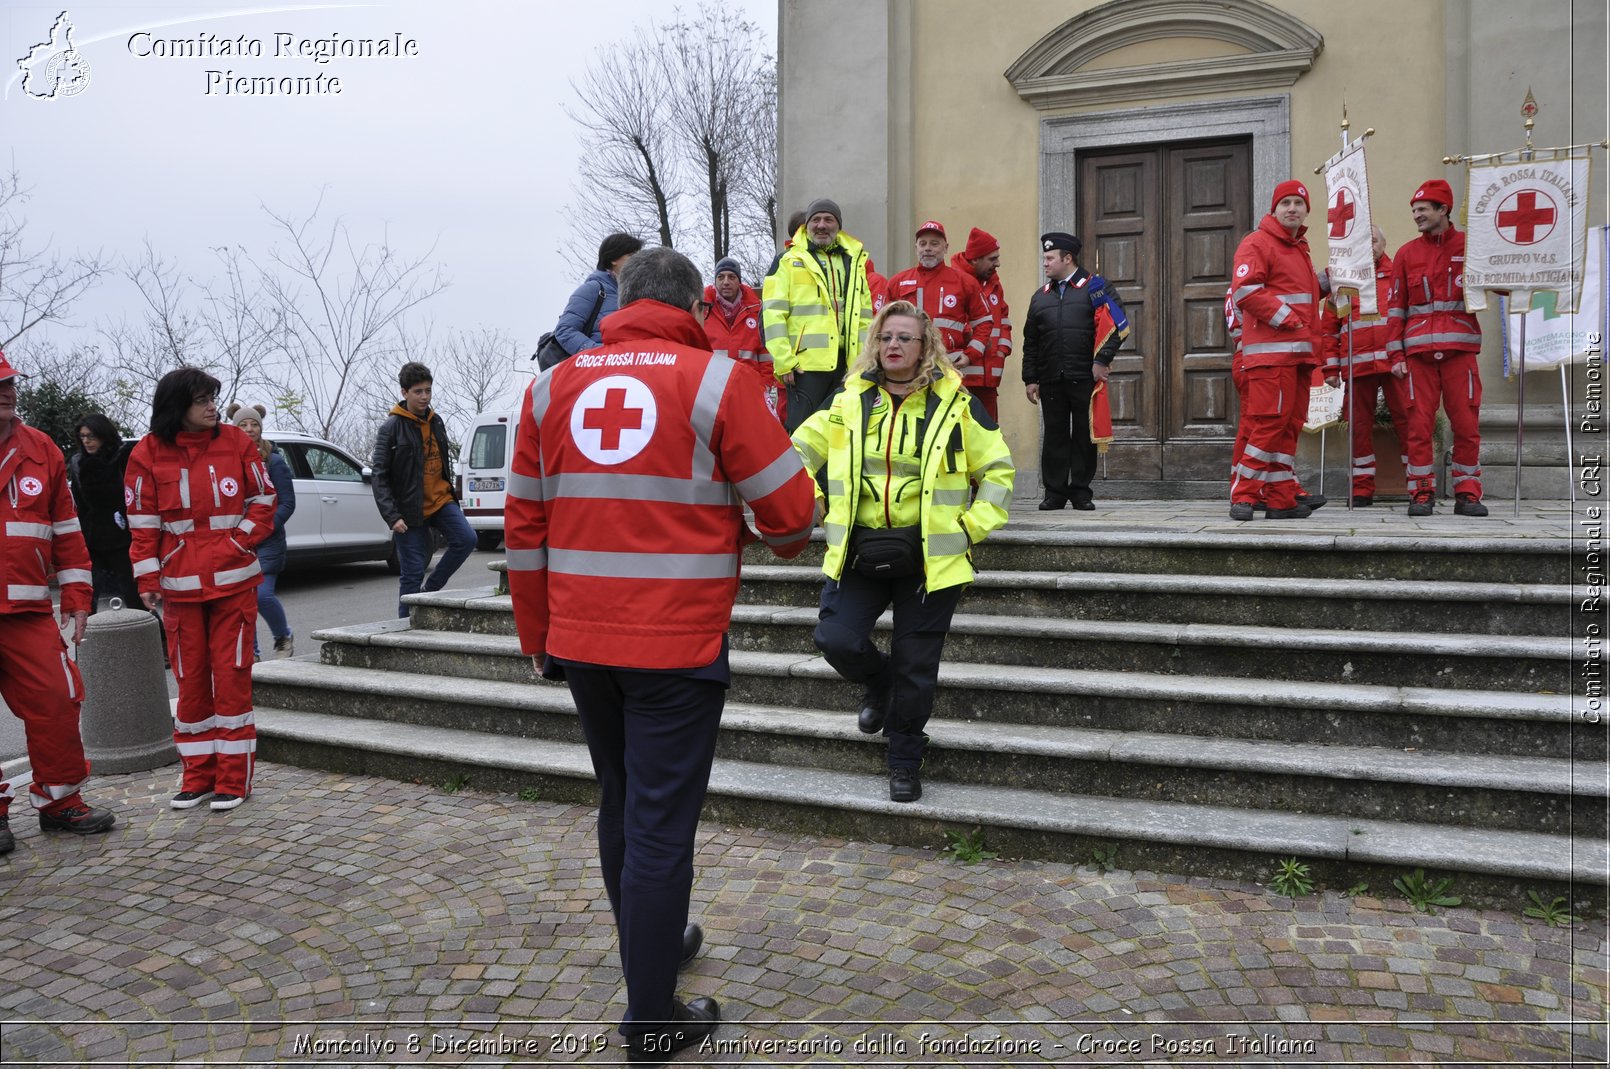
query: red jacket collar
600 299 709 349
1258 213 1310 246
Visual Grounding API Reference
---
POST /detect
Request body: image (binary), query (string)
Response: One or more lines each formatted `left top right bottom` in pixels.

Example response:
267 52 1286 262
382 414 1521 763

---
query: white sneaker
209 793 246 811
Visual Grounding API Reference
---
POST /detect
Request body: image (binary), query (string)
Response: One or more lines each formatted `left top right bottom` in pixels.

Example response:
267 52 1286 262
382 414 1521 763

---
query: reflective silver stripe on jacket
975 481 1011 508
163 519 195 534
210 514 243 529
506 471 544 502
1233 284 1264 302
546 471 733 506
56 568 92 585
1404 331 1482 346
548 548 738 580
161 575 203 591
6 584 49 600
504 547 548 571
178 470 191 509
51 518 81 536
933 318 966 333
133 558 160 577
930 488 969 507
214 561 262 586
927 531 969 556
128 515 160 529
5 521 49 539
1241 341 1313 355
690 356 736 486
735 447 805 503
761 521 814 548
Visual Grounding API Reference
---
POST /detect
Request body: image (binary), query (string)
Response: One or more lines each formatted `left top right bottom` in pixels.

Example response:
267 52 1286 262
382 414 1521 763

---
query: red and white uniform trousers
1401 352 1482 501
167 588 258 798
0 612 91 816
1343 372 1411 497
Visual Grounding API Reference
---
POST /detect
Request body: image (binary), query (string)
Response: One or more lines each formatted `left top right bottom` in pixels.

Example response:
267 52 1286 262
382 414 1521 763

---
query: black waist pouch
848 525 922 579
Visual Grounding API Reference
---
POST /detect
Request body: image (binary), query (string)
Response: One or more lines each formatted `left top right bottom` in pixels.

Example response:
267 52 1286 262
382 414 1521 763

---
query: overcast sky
1 0 776 361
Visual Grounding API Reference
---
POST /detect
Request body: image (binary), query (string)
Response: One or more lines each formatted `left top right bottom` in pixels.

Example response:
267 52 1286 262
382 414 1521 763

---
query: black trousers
813 569 963 769
565 666 724 1031
783 367 846 434
1039 377 1097 504
90 551 141 613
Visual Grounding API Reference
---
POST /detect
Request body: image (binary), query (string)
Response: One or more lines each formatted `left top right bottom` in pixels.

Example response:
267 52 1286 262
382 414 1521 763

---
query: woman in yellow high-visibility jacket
792 300 1015 803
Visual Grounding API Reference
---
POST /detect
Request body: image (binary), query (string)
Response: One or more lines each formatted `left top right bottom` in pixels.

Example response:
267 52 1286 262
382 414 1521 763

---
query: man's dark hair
75 412 122 454
596 232 645 271
618 247 703 312
785 210 807 238
150 367 222 442
398 362 433 391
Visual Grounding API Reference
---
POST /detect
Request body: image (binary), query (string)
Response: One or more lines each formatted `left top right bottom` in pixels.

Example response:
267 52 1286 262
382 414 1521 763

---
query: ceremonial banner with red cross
1321 139 1378 313
1464 148 1592 312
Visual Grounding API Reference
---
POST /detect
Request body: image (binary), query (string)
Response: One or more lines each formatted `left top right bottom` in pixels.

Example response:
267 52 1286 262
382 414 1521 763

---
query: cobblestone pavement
0 764 1603 1067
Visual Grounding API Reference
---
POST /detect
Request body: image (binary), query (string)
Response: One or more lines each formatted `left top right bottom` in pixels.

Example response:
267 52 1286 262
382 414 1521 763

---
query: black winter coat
67 442 134 560
1021 269 1126 384
371 408 458 529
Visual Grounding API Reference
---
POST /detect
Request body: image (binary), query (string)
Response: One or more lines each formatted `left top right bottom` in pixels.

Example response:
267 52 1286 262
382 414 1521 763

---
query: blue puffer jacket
260 445 296 555
554 269 618 356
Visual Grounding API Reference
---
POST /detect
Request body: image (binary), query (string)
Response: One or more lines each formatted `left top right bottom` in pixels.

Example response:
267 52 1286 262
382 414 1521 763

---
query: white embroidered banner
1322 140 1378 315
1464 149 1591 312
1503 224 1607 373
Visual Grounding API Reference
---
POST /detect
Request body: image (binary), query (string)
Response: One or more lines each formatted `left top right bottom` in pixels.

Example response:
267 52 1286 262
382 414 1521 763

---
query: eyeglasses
698 301 712 314
77 432 97 440
875 333 920 345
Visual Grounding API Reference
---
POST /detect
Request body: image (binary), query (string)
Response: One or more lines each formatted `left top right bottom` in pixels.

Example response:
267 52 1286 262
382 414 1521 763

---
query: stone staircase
252 509 1605 913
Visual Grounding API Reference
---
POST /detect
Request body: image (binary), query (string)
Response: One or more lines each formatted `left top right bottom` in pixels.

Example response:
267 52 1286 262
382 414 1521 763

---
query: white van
459 397 523 551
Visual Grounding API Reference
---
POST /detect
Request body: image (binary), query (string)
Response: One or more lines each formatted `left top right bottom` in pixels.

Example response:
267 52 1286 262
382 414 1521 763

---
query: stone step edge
389 595 1577 661
250 661 1605 797
252 706 1604 885
305 622 1581 723
472 567 1574 604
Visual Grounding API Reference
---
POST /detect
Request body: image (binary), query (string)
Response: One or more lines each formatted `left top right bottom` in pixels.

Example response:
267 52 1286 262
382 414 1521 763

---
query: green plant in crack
1522 890 1576 927
1089 842 1119 873
941 826 997 865
517 787 541 803
1269 857 1314 898
1342 882 1370 898
442 772 472 794
1393 869 1461 913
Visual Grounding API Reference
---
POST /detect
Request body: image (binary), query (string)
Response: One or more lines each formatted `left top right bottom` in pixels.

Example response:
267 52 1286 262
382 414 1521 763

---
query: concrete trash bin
78 598 177 773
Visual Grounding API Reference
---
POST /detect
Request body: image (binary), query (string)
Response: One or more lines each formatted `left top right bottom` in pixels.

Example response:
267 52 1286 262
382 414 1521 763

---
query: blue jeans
395 502 476 617
255 540 291 655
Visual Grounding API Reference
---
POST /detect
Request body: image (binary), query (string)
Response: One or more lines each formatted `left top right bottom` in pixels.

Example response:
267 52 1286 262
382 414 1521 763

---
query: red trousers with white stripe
1230 365 1301 508
1403 352 1483 500
0 612 90 815
166 589 258 797
1344 372 1411 497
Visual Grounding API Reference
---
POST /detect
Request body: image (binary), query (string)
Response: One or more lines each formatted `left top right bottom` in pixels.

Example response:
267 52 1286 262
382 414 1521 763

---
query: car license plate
469 477 505 492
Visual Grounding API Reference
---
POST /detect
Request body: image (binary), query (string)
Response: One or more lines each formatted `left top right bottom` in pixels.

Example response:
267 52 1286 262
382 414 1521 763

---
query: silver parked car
267 430 396 572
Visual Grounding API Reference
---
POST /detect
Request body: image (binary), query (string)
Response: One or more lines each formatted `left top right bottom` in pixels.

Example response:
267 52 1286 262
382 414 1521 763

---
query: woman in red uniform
125 368 276 811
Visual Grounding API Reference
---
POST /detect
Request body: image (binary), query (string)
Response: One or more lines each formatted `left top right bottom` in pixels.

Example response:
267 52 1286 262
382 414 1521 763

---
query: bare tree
0 168 106 349
256 195 448 450
195 244 281 407
563 2 776 276
431 326 521 439
98 240 204 399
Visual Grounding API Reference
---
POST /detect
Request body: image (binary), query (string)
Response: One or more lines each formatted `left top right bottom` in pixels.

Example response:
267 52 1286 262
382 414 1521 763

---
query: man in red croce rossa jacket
506 247 816 1063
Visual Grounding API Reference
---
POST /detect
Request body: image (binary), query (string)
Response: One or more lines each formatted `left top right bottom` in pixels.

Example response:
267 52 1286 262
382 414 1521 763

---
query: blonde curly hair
850 300 961 387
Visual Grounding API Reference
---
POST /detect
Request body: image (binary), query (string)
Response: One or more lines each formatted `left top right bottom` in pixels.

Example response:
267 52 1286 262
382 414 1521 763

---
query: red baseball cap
0 351 25 384
915 219 946 239
1411 179 1454 209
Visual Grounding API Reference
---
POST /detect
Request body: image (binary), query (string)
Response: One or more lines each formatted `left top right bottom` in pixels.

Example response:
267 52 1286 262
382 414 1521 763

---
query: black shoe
1407 496 1434 517
1229 502 1255 521
1455 494 1489 517
1296 493 1327 510
38 803 115 835
1352 495 1374 508
0 815 12 856
1037 497 1067 511
171 790 214 810
1252 501 1268 511
1264 504 1313 519
1069 499 1095 511
625 997 720 1066
210 793 246 811
679 924 702 971
890 767 922 803
857 678 889 735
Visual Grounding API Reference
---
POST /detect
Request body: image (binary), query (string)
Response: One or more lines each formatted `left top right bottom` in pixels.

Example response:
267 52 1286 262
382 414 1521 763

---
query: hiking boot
1407 496 1435 517
273 635 295 658
38 803 116 835
889 767 922 803
171 790 214 810
1296 492 1327 510
1229 502 1255 521
1037 496 1067 511
857 675 890 735
210 794 246 811
1352 495 1374 508
1264 504 1313 519
1454 494 1489 517
0 814 13 856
